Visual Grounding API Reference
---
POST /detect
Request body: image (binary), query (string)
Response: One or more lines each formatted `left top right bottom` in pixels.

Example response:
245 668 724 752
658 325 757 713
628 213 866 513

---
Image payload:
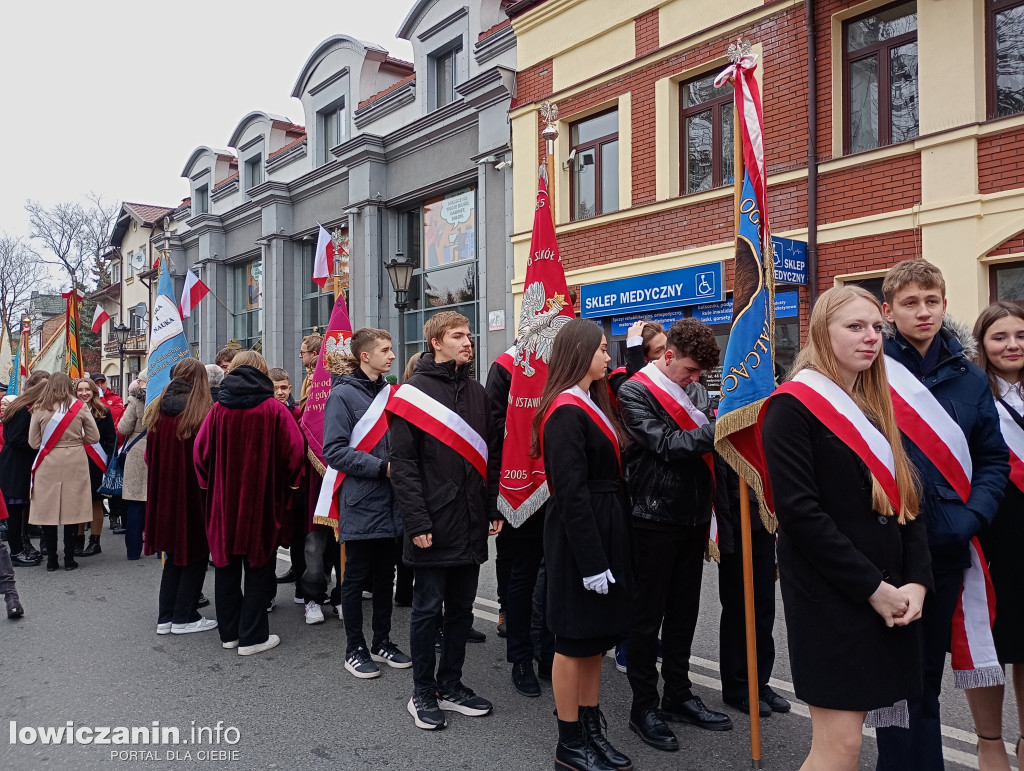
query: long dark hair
973 300 1024 400
75 378 109 419
144 358 213 440
2 371 50 423
529 318 624 458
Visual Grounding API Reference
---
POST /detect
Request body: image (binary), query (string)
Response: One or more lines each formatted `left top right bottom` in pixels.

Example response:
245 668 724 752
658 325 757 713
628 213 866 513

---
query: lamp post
113 321 130 398
385 251 414 365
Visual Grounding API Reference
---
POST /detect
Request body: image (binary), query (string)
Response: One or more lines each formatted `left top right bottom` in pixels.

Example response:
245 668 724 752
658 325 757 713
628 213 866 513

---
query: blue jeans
124 501 145 560
410 564 479 694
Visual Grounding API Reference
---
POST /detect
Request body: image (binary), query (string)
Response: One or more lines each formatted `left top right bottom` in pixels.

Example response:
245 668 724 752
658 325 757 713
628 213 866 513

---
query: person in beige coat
28 373 99 572
117 370 148 560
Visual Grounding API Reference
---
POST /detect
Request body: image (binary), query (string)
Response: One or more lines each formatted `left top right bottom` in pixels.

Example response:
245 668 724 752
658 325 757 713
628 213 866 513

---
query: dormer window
432 42 463 110
195 184 209 215
245 155 263 190
319 99 347 166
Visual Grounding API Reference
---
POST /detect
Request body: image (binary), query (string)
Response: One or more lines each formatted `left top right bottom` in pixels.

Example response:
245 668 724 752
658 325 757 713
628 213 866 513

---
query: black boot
10 551 40 567
73 534 85 556
80 535 101 557
22 536 41 561
6 593 24 619
46 556 59 572
38 538 49 556
580 706 632 769
555 718 615 771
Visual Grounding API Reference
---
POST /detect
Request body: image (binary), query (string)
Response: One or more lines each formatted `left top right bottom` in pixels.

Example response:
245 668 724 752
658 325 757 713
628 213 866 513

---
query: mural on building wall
247 260 263 309
422 189 477 308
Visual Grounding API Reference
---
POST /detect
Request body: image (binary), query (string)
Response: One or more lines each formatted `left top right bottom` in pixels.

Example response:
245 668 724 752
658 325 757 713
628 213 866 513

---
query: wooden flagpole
734 95 764 769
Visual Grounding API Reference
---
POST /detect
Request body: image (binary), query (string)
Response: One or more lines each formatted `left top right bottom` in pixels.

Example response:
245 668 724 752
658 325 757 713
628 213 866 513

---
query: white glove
582 569 616 595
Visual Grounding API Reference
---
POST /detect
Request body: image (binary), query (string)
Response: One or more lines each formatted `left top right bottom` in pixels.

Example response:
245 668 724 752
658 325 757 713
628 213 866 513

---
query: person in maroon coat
144 359 215 636
194 351 305 655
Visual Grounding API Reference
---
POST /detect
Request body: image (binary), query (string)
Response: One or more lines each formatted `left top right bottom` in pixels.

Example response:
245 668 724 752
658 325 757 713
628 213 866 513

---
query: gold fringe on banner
714 404 778 535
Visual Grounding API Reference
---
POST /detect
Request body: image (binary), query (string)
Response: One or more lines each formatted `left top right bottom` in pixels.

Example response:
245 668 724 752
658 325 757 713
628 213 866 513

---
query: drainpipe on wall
806 0 819 305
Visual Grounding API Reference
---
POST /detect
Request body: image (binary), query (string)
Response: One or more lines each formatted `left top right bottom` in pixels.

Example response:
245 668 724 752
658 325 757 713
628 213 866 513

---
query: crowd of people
0 258 1022 771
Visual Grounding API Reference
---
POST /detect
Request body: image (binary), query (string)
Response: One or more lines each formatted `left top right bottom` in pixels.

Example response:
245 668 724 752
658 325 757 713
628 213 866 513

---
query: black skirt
554 634 618 658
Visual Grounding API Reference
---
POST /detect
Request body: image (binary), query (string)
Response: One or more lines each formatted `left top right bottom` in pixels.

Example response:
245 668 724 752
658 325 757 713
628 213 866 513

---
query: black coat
323 368 400 543
543 401 633 640
390 353 500 568
87 409 117 500
618 376 715 528
763 393 934 711
607 341 645 396
0 407 35 501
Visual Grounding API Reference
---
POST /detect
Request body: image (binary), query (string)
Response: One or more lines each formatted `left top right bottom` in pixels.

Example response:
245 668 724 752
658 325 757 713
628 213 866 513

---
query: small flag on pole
91 304 111 334
179 269 211 319
313 225 334 289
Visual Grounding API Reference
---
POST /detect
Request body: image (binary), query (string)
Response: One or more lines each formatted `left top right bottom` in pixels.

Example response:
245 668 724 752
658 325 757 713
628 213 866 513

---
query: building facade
176 0 518 385
508 0 1024 387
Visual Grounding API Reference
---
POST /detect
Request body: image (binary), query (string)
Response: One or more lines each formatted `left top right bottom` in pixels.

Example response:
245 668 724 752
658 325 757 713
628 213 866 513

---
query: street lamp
385 251 415 364
113 321 130 398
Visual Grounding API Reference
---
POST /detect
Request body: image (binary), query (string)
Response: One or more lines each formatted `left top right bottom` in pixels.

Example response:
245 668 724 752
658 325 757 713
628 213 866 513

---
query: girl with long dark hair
0 372 50 565
530 318 633 771
967 300 1024 767
144 358 216 635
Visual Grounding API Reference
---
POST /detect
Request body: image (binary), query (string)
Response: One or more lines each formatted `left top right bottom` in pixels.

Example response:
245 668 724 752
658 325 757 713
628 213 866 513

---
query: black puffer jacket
618 377 715 528
390 353 501 567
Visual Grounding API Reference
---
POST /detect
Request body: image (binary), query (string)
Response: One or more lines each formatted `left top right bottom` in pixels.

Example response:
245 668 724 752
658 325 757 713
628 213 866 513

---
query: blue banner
7 343 19 395
580 263 723 318
145 262 192 408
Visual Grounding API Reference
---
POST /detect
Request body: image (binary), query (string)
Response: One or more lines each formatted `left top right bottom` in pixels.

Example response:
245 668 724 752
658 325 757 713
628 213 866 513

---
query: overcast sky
0 0 415 247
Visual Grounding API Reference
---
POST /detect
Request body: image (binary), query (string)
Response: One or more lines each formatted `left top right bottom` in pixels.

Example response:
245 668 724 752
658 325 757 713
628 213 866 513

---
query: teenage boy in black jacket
390 311 503 731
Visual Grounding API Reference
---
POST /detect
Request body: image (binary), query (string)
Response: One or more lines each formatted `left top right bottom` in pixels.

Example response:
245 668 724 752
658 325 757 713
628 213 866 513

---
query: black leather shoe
46 557 59 572
22 538 41 561
760 686 791 713
73 535 85 556
6 595 24 619
80 535 101 557
276 567 298 584
64 558 79 571
196 593 210 609
10 552 41 567
466 626 486 643
661 696 733 731
556 720 617 771
512 661 541 697
628 706 678 752
723 696 771 717
581 706 632 769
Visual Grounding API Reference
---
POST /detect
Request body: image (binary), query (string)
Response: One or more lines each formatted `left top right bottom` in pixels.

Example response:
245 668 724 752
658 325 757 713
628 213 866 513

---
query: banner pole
735 93 764 767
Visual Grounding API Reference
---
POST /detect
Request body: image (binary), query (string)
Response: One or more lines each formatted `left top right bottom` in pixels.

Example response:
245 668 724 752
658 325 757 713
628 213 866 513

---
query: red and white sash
543 386 621 470
30 400 85 495
85 441 108 472
994 400 1024 493
494 346 515 374
951 538 1003 689
885 356 972 503
775 369 902 513
313 385 395 526
387 383 488 478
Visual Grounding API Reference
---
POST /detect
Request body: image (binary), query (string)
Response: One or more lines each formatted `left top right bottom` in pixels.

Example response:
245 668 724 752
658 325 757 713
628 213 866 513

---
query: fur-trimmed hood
883 315 977 361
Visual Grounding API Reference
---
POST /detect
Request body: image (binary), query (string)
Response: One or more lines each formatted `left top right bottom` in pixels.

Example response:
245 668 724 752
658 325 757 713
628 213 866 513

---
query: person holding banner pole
28 373 100 572
968 301 1024 767
74 378 116 558
763 286 931 771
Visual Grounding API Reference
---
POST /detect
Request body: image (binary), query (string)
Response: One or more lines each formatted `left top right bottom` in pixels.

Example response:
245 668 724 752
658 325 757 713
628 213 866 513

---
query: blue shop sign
772 236 807 285
692 291 799 326
580 263 723 318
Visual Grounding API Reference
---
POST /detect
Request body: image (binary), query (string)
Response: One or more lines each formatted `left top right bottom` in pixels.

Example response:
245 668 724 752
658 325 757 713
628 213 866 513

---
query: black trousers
42 524 78 561
215 556 274 647
341 537 397 654
6 503 25 555
718 526 777 703
495 528 512 609
627 522 706 708
158 555 208 625
531 563 555 665
394 536 413 604
300 527 342 604
124 501 145 560
410 564 479 694
875 568 962 771
502 515 546 664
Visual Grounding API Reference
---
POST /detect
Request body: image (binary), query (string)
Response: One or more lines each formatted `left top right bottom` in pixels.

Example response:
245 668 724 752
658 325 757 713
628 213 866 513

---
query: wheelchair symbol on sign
696 272 715 297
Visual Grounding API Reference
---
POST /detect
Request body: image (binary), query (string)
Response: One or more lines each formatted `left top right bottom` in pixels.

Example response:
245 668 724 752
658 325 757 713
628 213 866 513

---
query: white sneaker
171 618 218 635
156 622 172 635
335 605 343 620
293 595 305 605
304 600 325 625
238 634 280 656
222 640 239 649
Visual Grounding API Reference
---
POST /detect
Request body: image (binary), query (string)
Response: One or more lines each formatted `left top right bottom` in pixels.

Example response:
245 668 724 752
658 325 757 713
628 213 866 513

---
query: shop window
301 238 342 336
844 1 919 154
232 259 263 350
401 189 479 373
319 100 347 165
845 276 886 302
569 110 619 221
988 0 1024 119
679 72 735 195
990 260 1024 305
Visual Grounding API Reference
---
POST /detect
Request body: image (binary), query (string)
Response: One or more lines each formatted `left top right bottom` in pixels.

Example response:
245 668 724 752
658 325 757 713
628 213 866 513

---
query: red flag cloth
299 292 353 470
91 304 111 334
313 225 334 289
498 174 575 527
179 269 210 319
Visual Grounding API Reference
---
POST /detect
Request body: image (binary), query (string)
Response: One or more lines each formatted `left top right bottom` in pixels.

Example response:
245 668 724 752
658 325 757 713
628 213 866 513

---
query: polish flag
91 304 111 334
179 269 210 318
313 224 334 289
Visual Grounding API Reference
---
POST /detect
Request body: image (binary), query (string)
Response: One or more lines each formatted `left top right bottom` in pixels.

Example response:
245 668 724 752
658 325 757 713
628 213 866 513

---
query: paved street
2 534 1019 771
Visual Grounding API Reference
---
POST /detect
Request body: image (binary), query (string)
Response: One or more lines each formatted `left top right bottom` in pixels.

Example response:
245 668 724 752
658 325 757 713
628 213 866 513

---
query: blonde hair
229 350 269 375
790 285 919 523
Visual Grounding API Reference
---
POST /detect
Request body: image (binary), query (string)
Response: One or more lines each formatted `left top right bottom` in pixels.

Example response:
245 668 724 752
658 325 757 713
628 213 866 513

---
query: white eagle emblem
514 281 572 377
324 331 352 358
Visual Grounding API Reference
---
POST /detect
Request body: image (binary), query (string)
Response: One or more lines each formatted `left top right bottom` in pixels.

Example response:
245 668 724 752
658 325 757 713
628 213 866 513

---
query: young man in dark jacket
323 328 411 680
617 319 732 751
389 311 503 731
875 259 1009 771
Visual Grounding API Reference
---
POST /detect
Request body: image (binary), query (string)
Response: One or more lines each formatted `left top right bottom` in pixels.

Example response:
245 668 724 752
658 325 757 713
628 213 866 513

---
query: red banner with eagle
497 173 575 527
